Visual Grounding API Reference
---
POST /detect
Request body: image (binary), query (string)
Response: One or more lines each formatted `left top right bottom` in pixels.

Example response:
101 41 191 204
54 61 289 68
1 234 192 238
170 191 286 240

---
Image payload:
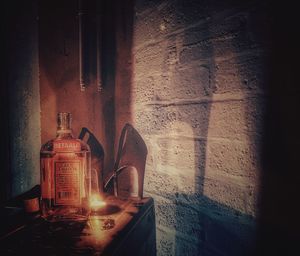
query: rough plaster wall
114 0 135 149
39 0 115 173
132 0 270 255
6 0 41 197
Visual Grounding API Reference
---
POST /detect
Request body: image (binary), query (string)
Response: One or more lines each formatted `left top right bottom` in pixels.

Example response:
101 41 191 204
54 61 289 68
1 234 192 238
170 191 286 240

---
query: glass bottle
40 112 91 221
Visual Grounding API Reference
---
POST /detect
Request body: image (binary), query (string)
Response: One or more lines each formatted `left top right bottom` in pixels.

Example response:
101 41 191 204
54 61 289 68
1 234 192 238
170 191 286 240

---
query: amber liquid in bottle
40 113 91 221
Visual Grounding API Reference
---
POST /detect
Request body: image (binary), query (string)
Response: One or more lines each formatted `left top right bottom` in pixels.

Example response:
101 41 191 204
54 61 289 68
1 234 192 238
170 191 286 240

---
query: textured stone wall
4 0 41 197
131 0 271 255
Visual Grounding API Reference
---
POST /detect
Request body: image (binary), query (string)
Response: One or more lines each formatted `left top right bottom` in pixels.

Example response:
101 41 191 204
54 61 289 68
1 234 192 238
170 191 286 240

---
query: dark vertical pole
96 2 102 92
78 0 85 91
1 3 12 203
0 42 10 203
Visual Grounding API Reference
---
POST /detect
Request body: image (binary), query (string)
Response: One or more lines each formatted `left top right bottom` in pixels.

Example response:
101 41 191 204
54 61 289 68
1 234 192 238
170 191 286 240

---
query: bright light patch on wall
157 121 196 195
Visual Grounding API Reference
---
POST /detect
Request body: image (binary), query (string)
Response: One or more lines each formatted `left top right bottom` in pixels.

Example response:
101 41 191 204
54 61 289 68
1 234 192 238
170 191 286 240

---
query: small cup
23 197 40 213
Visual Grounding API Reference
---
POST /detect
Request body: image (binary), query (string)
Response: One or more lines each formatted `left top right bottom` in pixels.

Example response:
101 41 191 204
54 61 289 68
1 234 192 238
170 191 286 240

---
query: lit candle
90 194 107 211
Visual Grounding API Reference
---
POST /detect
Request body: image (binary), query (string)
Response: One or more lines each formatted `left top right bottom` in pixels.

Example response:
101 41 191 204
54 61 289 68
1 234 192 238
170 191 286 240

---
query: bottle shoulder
41 139 55 152
41 137 90 153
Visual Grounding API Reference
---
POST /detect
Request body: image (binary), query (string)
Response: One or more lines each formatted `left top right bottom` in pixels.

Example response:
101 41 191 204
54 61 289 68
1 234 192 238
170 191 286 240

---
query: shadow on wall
99 0 118 176
132 0 274 255
147 1 300 256
154 15 258 256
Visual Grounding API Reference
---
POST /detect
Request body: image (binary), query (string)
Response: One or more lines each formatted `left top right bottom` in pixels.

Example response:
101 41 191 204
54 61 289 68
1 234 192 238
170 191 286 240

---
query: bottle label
53 140 81 152
41 158 54 199
54 161 81 205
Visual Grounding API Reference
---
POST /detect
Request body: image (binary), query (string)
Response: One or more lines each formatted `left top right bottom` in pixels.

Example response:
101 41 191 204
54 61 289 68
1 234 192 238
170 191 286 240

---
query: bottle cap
57 112 72 131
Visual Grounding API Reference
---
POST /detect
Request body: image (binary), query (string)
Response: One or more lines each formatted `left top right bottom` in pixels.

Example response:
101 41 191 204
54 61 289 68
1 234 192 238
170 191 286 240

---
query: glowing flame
90 194 106 210
88 217 105 238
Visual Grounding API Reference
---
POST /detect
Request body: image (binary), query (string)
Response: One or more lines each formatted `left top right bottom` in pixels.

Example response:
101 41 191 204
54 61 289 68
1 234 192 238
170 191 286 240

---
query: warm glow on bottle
40 112 91 221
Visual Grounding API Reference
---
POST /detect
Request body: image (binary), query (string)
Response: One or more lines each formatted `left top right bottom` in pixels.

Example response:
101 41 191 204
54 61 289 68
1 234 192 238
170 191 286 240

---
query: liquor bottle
40 112 91 221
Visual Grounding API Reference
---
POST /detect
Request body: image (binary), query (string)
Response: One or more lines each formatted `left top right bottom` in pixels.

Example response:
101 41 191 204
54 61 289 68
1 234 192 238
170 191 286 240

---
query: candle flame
90 194 106 210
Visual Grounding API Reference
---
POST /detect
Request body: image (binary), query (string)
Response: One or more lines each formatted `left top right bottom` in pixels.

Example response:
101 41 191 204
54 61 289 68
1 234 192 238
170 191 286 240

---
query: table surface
0 196 154 256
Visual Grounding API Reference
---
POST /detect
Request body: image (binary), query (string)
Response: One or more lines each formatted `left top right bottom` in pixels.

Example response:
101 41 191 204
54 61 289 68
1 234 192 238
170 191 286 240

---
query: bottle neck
56 129 74 139
56 112 73 139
